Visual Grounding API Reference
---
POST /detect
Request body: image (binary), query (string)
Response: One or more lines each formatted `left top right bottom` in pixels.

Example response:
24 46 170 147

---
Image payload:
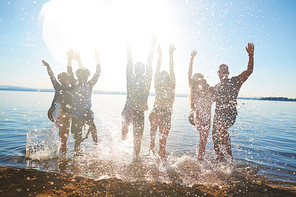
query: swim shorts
121 105 144 134
212 106 237 144
71 109 95 143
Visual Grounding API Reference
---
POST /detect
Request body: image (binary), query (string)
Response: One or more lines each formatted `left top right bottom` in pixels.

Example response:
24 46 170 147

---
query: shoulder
54 82 62 90
231 76 242 84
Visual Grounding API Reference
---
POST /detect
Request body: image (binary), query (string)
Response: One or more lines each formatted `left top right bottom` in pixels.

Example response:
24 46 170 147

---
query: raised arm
154 45 162 88
239 43 254 83
145 34 157 80
126 42 134 79
169 44 176 89
188 50 197 87
42 60 57 87
88 48 101 89
67 49 76 84
74 51 83 69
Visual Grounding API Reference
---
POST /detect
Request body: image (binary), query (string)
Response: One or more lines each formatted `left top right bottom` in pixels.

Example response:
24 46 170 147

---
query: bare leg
196 124 210 161
122 108 133 140
59 114 70 152
212 122 224 162
159 126 170 160
133 111 144 157
72 118 83 155
149 111 158 153
220 128 233 159
87 119 98 145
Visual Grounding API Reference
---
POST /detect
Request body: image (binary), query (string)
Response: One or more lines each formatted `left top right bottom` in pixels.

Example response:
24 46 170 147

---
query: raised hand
73 50 81 61
191 50 197 59
246 43 255 55
67 49 74 60
42 59 50 67
169 44 176 55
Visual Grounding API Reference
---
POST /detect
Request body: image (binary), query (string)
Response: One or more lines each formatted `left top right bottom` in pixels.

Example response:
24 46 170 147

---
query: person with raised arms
188 50 215 162
149 44 176 161
212 43 255 164
121 35 157 159
67 49 101 155
42 59 73 155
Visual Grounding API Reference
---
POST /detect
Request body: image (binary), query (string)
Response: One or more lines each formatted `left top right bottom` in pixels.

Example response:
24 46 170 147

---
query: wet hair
75 68 90 80
134 62 145 74
57 72 69 81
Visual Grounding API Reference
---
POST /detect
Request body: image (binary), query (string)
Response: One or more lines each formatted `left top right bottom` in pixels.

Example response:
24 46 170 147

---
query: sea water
0 91 295 186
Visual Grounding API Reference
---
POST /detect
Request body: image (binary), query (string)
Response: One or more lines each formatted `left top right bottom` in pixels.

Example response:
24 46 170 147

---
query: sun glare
40 0 174 71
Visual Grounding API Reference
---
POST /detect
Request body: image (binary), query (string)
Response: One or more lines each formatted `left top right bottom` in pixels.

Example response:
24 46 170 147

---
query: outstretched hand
67 49 74 60
169 44 176 55
246 43 255 55
42 59 49 67
191 50 197 59
73 50 81 61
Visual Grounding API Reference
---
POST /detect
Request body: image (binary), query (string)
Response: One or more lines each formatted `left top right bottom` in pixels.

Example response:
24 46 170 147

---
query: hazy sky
0 0 295 98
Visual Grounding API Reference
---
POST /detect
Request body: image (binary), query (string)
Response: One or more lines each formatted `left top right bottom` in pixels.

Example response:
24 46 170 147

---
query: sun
39 0 175 72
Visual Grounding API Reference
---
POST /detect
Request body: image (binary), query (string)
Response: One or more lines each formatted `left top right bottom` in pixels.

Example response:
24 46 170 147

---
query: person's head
57 72 70 88
157 70 170 87
134 62 145 77
217 64 229 81
75 68 90 83
192 73 209 93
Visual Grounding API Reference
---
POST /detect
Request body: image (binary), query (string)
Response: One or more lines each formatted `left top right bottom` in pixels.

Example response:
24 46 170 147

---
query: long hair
189 73 209 109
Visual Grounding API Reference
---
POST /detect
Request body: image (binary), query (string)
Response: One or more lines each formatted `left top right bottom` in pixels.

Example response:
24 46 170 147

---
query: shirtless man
212 43 255 163
121 35 157 158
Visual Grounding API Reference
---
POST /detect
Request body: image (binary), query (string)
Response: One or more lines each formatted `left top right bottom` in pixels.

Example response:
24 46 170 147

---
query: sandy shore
0 167 295 197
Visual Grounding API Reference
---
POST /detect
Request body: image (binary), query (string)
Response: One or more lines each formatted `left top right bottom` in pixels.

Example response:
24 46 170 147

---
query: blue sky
0 0 295 98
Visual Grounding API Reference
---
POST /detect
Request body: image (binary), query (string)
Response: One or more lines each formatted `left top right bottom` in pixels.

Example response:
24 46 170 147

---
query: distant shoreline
0 85 295 101
259 97 296 102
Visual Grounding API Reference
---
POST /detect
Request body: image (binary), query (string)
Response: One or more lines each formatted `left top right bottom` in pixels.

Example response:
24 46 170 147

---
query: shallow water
0 91 295 186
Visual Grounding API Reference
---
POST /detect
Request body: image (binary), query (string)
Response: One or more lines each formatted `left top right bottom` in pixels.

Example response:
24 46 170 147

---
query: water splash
26 126 60 160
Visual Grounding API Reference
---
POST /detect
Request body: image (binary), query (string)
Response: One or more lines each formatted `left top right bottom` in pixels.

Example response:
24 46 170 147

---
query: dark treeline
260 97 296 102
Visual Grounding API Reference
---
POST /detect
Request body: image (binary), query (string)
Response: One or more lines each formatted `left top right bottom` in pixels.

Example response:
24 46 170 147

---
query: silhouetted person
188 50 215 162
121 35 157 158
149 44 176 161
212 43 255 163
43 60 73 154
67 49 101 155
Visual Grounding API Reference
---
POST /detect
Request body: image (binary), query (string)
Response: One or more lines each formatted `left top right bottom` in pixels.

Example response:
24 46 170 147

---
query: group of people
43 34 255 164
43 49 101 155
188 42 254 163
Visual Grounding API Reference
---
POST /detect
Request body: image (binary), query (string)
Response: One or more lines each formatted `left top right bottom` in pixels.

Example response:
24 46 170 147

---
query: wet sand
0 167 295 197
